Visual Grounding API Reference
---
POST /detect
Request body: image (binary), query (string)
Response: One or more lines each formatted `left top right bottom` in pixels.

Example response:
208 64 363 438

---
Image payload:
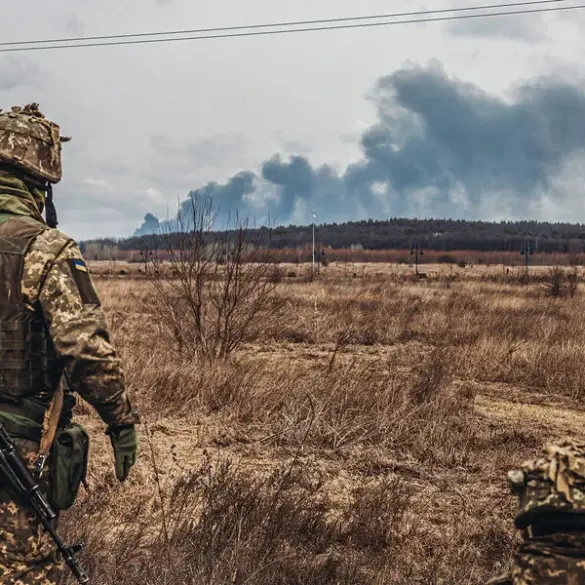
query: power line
0 0 566 48
0 2 581 53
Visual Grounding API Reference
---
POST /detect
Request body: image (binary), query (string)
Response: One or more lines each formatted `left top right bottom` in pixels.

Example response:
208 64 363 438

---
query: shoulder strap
3 217 73 303
0 217 46 317
0 215 47 239
35 384 64 476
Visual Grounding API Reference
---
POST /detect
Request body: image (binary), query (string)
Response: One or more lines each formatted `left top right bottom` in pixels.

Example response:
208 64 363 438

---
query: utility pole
520 240 533 278
410 243 423 275
312 212 316 277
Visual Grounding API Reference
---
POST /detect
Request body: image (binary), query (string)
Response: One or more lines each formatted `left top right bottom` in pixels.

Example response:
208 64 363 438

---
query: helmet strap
45 184 58 228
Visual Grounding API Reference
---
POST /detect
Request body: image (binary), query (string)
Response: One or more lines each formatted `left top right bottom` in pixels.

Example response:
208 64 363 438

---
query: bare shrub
527 267 581 299
145 194 282 361
545 267 566 298
327 327 354 372
568 267 579 298
340 476 414 552
409 346 452 405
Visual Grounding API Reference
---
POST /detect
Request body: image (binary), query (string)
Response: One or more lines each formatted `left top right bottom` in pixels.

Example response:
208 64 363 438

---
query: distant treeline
83 218 585 256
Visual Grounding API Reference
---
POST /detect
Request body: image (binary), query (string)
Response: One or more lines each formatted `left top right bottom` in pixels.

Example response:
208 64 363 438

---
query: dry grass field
60 260 585 585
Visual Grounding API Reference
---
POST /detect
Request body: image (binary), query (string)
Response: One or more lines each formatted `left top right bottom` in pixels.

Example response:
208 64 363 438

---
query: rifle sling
39 386 64 459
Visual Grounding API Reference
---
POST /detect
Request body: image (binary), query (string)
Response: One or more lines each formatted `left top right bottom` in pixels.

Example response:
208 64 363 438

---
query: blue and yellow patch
67 258 100 305
72 258 88 273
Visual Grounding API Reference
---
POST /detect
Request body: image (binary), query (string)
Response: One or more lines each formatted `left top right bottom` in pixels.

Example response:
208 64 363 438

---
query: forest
84 217 585 255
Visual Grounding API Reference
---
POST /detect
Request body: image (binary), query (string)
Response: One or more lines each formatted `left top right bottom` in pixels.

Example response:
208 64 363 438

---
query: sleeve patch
72 258 88 272
67 258 101 306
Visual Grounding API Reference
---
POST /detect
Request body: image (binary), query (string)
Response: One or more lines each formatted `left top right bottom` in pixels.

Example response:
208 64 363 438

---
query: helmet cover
508 439 585 529
0 103 69 184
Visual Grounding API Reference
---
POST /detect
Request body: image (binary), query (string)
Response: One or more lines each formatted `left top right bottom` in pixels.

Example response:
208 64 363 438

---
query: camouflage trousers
0 437 63 585
487 533 585 585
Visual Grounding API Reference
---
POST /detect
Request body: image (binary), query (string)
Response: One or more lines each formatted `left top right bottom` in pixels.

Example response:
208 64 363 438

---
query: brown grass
85 245 585 267
58 261 585 584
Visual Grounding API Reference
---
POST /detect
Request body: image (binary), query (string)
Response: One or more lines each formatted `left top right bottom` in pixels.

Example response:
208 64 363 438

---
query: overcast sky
1 0 585 240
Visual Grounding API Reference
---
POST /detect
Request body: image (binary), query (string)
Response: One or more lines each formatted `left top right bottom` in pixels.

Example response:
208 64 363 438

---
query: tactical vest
0 216 60 404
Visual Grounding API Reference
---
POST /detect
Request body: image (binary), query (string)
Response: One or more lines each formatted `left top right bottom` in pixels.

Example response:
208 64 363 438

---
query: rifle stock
0 422 89 584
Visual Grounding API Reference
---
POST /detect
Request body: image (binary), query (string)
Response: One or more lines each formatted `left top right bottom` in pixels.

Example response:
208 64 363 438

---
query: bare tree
544 267 580 299
146 193 282 361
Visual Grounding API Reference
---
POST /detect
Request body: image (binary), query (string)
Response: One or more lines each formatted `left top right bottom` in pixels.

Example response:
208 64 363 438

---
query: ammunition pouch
0 393 84 510
0 411 42 442
0 393 75 440
50 423 89 511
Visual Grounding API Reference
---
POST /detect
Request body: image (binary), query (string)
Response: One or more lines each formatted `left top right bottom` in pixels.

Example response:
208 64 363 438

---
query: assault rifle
0 422 89 584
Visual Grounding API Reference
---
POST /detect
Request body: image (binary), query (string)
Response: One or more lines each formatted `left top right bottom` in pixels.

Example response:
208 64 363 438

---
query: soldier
0 104 140 583
487 439 585 585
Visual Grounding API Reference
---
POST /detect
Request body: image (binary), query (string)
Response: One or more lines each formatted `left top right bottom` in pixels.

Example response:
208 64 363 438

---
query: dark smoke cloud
134 213 160 237
139 62 585 234
197 171 256 211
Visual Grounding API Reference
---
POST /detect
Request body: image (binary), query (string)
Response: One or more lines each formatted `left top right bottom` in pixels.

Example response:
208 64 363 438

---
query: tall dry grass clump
62 450 515 585
62 455 419 585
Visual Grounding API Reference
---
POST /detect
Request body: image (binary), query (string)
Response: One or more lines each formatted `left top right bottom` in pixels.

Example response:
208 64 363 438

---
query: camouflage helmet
508 439 585 530
0 103 69 184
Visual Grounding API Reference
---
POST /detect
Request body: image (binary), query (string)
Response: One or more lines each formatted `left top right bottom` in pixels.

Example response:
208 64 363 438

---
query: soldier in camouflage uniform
0 104 140 583
487 439 585 585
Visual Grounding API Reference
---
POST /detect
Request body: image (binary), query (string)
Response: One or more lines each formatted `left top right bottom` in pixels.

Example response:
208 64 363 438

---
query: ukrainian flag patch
72 258 88 272
67 258 100 305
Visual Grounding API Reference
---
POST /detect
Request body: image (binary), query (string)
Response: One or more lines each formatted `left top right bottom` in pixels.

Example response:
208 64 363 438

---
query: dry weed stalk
145 193 282 361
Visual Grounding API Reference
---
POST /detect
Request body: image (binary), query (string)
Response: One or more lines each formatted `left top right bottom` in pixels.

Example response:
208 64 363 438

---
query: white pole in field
312 211 316 277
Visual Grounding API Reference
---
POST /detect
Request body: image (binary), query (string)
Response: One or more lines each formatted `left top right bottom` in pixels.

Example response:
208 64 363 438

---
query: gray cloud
0 56 43 91
150 131 250 170
95 160 133 176
271 130 312 156
280 139 311 154
139 61 585 234
2 0 579 241
345 61 585 216
448 13 548 43
59 174 164 239
149 135 180 156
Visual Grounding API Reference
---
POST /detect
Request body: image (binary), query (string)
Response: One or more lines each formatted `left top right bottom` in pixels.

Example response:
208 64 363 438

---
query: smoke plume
134 61 585 235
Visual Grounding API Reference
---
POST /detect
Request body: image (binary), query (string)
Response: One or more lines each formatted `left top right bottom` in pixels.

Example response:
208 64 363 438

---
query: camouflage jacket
0 191 138 428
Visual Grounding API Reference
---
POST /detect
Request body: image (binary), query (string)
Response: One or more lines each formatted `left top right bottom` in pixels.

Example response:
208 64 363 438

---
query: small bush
546 267 565 298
